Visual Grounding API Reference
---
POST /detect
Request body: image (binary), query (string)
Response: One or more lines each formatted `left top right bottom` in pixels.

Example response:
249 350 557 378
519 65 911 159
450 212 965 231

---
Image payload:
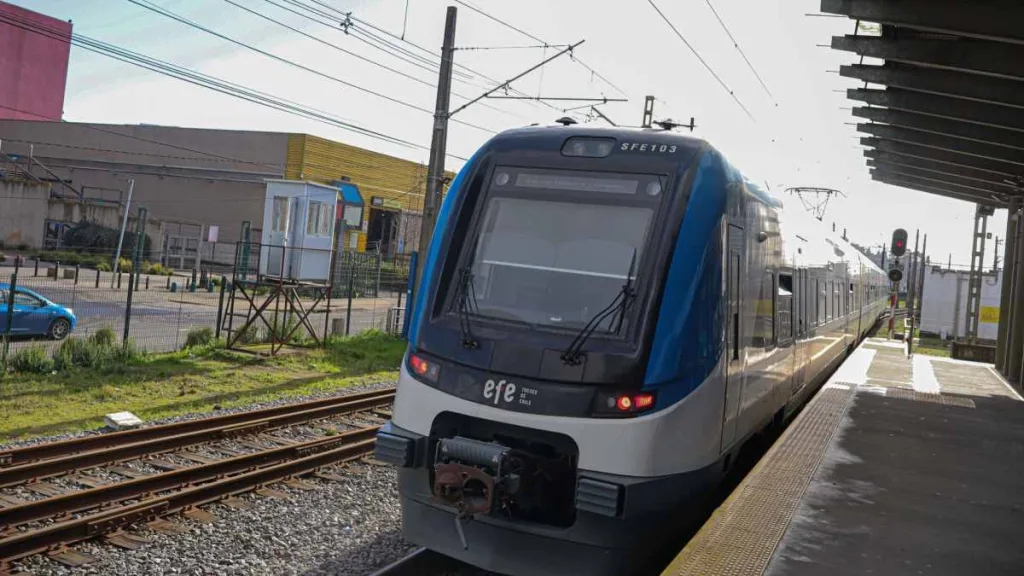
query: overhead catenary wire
451 0 628 98
219 0 521 119
703 0 776 104
0 11 470 161
255 0 549 120
123 0 495 135
273 0 564 114
647 0 755 121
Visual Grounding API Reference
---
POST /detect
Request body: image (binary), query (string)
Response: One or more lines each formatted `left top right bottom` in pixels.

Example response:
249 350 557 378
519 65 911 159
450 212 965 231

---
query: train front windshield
455 166 665 333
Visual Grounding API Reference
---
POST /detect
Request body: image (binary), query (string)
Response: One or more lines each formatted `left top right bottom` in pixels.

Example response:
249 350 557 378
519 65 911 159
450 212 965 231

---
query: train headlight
561 137 615 158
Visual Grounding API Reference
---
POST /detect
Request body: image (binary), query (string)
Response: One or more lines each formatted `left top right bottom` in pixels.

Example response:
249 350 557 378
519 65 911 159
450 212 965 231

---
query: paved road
1 266 402 353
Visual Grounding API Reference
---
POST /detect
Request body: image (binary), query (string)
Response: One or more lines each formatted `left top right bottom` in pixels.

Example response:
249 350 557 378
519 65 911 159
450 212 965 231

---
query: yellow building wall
284 134 453 253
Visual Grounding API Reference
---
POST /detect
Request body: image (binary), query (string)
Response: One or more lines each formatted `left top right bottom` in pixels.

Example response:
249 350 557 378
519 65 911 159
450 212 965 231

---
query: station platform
661 338 1024 576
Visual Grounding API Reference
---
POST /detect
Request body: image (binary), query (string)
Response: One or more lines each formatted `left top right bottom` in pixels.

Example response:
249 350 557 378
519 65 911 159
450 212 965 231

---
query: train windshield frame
446 165 667 336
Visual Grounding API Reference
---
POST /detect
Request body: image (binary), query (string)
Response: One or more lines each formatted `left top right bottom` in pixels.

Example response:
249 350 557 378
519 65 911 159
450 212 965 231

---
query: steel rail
0 433 377 565
0 386 395 467
0 425 379 530
0 391 394 487
369 547 464 576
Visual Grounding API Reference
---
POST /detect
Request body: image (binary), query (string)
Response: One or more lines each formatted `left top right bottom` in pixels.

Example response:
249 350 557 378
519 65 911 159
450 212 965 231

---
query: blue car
0 285 77 340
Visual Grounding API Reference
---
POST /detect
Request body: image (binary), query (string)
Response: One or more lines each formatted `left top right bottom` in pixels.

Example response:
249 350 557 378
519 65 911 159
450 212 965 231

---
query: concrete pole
111 178 135 287
1006 207 1024 382
996 199 1019 372
413 6 458 300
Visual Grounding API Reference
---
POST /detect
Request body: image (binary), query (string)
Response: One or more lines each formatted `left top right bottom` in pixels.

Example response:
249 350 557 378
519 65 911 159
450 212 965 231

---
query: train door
722 224 745 450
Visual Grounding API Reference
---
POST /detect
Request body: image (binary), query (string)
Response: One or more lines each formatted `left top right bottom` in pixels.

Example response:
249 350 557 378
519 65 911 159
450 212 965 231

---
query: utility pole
111 178 135 287
909 234 927 356
908 229 920 312
410 7 585 307
414 6 458 291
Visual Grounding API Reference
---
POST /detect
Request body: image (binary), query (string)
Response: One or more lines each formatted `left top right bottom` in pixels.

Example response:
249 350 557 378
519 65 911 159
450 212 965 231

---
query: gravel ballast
12 462 418 576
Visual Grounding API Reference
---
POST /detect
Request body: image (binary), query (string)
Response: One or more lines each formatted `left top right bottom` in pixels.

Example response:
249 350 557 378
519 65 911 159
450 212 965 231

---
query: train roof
491 124 708 149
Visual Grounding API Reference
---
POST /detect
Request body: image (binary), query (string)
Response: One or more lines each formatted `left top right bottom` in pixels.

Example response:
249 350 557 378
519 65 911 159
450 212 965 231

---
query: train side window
756 270 775 349
778 273 793 341
816 278 822 326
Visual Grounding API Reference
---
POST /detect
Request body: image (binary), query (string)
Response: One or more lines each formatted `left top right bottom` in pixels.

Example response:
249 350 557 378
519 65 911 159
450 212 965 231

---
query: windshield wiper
560 250 637 366
455 266 480 349
453 242 481 349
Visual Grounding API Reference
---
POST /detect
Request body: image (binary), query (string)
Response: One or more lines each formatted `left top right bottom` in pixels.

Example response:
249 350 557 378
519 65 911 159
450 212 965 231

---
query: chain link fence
1 247 412 366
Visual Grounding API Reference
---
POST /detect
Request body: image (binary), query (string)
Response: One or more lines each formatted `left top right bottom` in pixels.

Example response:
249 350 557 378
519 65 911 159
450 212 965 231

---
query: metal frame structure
222 241 335 355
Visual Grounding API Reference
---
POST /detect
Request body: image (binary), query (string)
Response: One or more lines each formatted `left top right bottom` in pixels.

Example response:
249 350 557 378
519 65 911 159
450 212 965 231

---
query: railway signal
891 228 908 257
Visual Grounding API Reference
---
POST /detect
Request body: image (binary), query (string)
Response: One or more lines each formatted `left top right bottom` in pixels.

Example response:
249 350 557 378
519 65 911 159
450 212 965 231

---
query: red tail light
598 391 657 416
634 393 655 409
409 353 439 381
616 395 633 411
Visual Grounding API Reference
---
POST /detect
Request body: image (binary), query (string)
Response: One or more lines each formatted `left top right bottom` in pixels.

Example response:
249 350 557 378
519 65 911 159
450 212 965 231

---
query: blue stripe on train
409 154 480 345
644 149 728 409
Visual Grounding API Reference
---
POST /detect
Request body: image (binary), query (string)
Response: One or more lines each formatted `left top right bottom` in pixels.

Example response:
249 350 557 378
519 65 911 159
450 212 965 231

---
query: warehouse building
0 120 444 269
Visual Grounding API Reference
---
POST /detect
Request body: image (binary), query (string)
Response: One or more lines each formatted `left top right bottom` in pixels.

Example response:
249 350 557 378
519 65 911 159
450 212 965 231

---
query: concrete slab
660 342 1024 576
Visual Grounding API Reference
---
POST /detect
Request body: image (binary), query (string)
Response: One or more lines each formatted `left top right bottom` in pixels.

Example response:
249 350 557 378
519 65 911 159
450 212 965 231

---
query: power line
124 0 495 134
451 0 628 98
255 0 533 118
284 0 565 116
220 0 520 119
261 0 442 78
704 0 775 104
647 0 755 121
456 44 570 51
0 11 470 161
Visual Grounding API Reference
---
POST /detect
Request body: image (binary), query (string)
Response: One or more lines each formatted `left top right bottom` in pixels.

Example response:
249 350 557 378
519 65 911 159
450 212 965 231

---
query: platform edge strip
660 383 857 576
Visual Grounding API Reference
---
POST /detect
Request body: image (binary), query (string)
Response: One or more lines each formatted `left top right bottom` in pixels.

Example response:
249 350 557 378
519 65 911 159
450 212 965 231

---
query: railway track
371 547 477 576
0 387 395 571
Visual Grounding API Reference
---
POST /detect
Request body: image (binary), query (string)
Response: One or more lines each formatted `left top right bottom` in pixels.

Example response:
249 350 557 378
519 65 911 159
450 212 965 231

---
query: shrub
52 332 140 371
9 345 54 373
0 253 6 263
53 338 98 371
16 243 29 251
97 262 112 272
118 258 133 274
143 261 169 276
184 327 215 349
90 327 117 348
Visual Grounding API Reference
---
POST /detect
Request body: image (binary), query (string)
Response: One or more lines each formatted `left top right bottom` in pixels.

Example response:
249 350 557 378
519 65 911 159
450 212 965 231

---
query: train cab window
456 168 662 334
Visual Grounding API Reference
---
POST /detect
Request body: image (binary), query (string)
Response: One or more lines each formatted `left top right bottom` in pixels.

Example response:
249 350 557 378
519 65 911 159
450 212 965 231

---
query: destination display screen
513 172 639 195
491 167 650 196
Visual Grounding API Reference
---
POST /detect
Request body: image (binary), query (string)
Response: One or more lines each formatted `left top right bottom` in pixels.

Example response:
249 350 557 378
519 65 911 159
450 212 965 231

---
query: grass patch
0 330 406 441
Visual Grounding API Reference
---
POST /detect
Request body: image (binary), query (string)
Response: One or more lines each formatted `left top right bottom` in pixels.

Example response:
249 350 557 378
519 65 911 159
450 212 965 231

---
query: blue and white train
375 125 888 576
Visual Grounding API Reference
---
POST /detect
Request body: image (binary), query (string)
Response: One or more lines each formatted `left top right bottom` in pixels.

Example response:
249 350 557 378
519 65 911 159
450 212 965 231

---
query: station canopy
822 0 1024 208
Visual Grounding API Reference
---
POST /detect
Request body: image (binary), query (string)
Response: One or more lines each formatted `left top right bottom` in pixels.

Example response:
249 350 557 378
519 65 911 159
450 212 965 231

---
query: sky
7 0 1006 267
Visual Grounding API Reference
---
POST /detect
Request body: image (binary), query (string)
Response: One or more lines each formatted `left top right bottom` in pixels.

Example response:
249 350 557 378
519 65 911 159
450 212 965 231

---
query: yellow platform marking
661 385 856 576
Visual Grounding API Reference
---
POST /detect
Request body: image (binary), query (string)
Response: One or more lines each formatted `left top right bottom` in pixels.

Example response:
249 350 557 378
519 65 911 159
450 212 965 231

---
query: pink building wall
0 1 71 121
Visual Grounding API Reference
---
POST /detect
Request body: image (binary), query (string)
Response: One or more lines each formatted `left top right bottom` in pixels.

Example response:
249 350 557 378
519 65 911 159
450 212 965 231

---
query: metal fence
0 247 412 364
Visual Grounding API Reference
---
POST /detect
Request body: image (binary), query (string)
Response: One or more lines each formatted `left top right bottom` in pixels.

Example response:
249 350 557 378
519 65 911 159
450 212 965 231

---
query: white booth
259 180 338 282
